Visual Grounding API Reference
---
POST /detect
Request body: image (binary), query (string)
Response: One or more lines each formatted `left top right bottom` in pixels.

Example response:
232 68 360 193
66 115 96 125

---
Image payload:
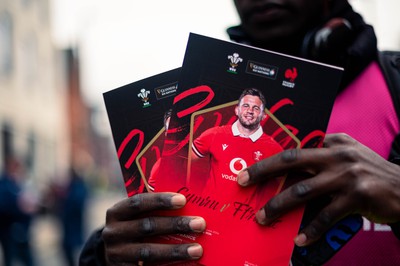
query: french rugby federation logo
227 53 243 74
137 88 151 108
282 67 298 88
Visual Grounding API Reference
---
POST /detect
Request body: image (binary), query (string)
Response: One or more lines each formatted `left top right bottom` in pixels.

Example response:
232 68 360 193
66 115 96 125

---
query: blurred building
0 0 118 196
65 47 119 189
0 0 70 189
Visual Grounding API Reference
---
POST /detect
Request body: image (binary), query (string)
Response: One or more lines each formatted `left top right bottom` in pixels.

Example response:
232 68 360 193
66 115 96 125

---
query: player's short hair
238 88 266 109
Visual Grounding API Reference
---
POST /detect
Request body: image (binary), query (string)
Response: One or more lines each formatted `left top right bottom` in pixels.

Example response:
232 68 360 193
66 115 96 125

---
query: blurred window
21 0 33 7
26 131 36 174
0 11 13 78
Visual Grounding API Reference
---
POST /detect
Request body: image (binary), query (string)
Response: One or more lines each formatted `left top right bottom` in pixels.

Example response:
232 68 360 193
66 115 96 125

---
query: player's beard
238 113 263 131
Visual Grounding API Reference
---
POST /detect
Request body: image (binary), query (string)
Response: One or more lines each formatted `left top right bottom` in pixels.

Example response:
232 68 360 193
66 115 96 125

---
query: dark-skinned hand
237 133 400 247
102 192 206 265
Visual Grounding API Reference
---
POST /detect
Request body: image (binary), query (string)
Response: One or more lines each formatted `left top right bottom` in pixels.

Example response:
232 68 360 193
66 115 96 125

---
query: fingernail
171 194 186 208
294 233 307 247
187 244 203 259
237 169 249 186
256 209 266 225
189 217 206 232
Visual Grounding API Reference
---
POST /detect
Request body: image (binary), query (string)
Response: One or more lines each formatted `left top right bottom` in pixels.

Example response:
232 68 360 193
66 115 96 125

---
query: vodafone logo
229 158 247 175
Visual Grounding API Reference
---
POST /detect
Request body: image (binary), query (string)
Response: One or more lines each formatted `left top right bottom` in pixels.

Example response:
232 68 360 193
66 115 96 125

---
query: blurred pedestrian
59 167 89 266
0 156 36 266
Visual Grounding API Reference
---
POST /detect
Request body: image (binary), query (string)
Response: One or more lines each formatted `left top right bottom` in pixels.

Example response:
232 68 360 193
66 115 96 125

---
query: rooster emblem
285 67 298 82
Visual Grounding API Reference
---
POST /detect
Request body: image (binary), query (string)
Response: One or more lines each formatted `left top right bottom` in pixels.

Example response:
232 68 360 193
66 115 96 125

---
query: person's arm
191 127 217 161
237 133 400 246
80 192 206 265
79 227 107 266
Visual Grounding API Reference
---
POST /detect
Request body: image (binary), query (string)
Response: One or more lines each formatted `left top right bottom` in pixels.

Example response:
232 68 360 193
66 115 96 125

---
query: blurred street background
30 191 124 266
0 0 399 265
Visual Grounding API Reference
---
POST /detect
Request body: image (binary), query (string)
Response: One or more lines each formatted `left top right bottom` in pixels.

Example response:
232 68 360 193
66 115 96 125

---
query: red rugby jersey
192 121 283 204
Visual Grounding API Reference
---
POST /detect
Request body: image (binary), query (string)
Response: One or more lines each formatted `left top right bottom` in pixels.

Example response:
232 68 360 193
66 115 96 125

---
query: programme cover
103 68 180 196
152 33 344 266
